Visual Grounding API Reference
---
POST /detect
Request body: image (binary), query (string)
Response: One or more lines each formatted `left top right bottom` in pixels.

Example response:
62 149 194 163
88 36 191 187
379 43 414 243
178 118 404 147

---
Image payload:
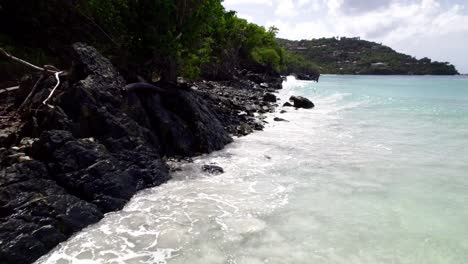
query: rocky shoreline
0 44 287 264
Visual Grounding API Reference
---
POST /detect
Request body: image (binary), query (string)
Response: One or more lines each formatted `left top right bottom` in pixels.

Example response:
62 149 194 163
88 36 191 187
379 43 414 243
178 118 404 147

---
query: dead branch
42 71 64 108
0 48 58 74
17 74 46 112
0 48 67 112
0 86 20 94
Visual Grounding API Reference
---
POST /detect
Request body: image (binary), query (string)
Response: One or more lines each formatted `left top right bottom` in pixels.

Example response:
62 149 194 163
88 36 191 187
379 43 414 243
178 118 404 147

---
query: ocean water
36 75 468 264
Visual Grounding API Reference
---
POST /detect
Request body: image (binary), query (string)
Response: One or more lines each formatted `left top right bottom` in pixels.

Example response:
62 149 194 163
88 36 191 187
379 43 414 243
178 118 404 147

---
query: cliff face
0 43 283 264
278 37 459 75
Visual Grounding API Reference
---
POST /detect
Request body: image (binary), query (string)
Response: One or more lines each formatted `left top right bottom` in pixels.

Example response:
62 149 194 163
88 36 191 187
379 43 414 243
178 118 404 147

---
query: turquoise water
37 75 468 264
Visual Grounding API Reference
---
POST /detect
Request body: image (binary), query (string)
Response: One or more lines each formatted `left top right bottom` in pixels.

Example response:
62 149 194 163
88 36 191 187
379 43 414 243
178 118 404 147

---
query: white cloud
237 13 254 22
272 0 468 45
223 0 273 6
327 0 344 14
275 0 297 17
298 0 321 11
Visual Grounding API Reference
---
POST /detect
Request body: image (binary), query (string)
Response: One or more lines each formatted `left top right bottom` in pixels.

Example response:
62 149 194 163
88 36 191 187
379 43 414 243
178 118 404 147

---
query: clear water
36 75 468 264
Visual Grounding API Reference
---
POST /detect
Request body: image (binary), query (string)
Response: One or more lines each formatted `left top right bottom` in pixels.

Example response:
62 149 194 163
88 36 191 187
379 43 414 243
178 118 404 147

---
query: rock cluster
0 43 282 263
193 72 282 137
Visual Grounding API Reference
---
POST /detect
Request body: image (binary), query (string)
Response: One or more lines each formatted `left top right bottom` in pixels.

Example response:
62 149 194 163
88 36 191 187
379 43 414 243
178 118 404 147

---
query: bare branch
42 71 64 108
0 48 57 73
17 75 46 112
0 86 20 94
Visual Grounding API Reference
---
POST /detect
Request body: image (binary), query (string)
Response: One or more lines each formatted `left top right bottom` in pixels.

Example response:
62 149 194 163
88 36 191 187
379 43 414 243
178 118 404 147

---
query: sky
223 0 468 73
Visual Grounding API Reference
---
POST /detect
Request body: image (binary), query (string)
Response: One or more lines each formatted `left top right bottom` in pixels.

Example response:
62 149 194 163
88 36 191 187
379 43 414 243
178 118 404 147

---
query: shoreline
35 76 315 263
0 44 289 264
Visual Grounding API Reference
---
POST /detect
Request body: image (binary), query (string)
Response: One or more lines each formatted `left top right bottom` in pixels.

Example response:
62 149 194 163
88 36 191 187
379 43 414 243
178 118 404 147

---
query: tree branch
0 86 20 94
0 48 58 73
17 75 46 112
42 71 64 108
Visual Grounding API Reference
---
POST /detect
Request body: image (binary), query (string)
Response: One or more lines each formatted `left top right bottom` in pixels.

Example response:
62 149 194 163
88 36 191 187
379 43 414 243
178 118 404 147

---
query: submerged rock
202 164 224 174
274 117 288 122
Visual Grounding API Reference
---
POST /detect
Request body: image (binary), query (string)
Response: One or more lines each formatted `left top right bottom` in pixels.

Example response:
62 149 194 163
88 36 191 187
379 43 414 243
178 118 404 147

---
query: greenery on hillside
278 37 459 75
0 1 318 83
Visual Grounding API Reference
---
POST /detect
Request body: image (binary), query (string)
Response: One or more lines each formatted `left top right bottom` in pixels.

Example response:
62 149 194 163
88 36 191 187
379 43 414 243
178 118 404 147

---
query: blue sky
223 0 468 73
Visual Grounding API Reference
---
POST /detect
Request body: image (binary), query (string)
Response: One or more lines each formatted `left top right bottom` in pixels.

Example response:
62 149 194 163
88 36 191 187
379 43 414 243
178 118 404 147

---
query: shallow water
36 75 468 264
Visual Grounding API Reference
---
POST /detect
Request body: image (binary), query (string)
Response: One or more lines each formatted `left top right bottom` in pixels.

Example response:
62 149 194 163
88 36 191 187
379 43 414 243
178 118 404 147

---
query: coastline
0 44 287 264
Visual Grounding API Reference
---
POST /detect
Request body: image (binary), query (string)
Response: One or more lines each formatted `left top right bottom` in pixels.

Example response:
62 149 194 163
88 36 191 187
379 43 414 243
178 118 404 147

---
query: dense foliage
278 37 459 75
0 0 317 83
281 51 320 77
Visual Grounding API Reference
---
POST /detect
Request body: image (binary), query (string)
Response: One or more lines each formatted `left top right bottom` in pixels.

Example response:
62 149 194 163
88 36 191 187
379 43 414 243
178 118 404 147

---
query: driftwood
1 47 65 110
17 75 46 112
0 86 20 95
42 71 64 108
0 48 58 74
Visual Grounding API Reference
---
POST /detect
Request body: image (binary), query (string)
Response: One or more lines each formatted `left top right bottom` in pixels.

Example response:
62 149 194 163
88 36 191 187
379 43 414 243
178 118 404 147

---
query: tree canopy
0 0 318 82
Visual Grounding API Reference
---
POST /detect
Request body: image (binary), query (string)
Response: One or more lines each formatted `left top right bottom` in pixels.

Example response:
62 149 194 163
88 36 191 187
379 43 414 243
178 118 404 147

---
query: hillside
278 37 459 75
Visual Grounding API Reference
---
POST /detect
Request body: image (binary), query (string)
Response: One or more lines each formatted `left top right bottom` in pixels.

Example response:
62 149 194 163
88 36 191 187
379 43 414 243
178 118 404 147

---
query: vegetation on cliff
0 0 318 84
278 37 459 75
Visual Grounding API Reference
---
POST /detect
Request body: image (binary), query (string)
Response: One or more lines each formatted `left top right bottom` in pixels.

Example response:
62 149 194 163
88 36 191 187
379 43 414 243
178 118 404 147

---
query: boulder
246 73 264 84
263 93 277 102
289 96 315 109
0 161 103 264
30 130 170 212
237 123 254 136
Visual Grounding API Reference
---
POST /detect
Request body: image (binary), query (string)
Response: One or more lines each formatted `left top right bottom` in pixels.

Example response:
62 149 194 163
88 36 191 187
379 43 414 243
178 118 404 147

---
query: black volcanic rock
274 117 288 122
202 164 224 174
289 96 315 109
0 43 284 263
294 73 320 81
0 161 103 264
263 92 277 102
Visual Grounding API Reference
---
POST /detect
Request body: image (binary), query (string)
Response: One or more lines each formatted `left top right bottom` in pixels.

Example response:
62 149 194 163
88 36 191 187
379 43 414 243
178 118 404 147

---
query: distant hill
277 37 459 75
